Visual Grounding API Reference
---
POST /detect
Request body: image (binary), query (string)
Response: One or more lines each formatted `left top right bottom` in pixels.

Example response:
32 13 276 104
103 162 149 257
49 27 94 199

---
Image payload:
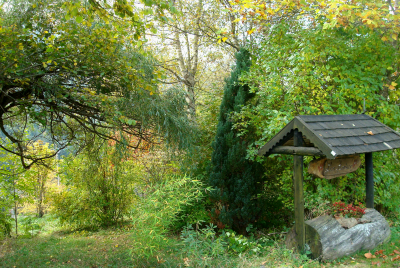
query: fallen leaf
394 249 400 254
389 253 395 256
365 252 374 258
391 255 400 261
367 131 374 135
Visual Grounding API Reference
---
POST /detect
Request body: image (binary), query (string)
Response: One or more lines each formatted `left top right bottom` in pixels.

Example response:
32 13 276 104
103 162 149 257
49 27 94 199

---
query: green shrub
130 175 211 260
0 209 11 239
52 141 137 229
18 215 43 238
179 224 274 266
51 189 98 230
180 224 227 267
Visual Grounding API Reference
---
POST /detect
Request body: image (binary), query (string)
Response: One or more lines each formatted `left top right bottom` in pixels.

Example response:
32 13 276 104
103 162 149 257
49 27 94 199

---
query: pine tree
208 49 264 233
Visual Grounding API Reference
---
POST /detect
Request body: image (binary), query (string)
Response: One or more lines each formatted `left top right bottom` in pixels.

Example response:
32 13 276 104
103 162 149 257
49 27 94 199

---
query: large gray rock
286 209 390 260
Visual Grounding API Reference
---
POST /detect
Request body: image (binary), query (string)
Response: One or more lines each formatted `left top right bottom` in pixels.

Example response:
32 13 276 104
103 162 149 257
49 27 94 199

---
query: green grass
0 230 135 268
2 219 400 267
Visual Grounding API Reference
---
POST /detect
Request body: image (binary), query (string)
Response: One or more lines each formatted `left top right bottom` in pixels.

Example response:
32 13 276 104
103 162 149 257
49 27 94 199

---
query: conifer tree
208 49 264 232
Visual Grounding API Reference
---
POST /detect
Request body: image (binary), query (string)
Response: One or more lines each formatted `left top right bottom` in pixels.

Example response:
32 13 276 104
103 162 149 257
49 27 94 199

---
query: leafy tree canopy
0 0 192 168
226 0 400 215
226 0 400 159
230 0 400 37
84 0 173 38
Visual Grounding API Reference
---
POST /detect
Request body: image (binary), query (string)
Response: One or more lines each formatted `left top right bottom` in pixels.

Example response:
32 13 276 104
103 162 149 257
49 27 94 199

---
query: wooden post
365 152 374 208
294 129 305 251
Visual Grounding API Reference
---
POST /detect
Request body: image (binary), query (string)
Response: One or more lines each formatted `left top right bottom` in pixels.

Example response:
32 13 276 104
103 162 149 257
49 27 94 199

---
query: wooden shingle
257 114 400 159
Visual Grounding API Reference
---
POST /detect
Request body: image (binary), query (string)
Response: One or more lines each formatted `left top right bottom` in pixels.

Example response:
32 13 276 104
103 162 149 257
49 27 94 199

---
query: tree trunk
172 0 203 121
13 181 18 237
37 175 45 218
286 209 390 260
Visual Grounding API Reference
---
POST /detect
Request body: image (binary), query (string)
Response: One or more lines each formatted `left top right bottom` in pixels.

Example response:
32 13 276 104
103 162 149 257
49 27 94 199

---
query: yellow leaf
392 82 397 87
115 244 119 247
233 18 240 23
247 28 255 35
389 85 396 90
42 62 47 68
222 37 228 42
74 62 77 66
382 36 388 41
392 34 398 40
32 4 36 8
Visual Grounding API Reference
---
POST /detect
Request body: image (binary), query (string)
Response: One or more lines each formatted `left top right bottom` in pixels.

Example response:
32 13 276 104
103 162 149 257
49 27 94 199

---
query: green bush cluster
0 209 11 239
18 215 43 238
179 223 275 266
52 141 137 230
130 175 211 260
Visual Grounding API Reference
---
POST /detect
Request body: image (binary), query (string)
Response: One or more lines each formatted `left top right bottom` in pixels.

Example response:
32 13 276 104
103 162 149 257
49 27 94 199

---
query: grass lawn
0 229 135 268
2 224 400 267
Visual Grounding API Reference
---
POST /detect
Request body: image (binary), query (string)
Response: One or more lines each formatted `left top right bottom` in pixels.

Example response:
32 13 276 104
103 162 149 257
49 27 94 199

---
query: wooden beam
294 129 305 252
269 146 324 156
365 152 374 208
257 120 295 156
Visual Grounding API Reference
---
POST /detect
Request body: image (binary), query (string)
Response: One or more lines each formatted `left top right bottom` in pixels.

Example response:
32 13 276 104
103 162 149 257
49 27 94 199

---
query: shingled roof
257 114 400 159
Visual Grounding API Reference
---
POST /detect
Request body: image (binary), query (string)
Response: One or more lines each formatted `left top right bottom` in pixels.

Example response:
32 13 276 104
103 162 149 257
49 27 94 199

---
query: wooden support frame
256 114 400 255
293 129 305 251
269 146 324 156
365 152 374 208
